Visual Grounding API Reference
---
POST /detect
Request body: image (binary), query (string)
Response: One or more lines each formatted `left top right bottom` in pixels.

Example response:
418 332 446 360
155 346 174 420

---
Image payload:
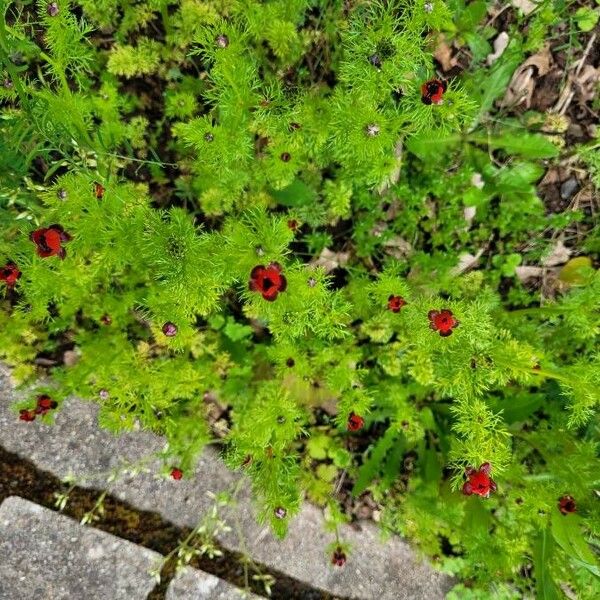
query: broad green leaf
316 463 338 482
498 392 545 424
405 134 461 161
352 427 398 496
469 46 524 127
558 256 593 284
470 132 560 159
223 319 253 342
533 528 561 600
380 440 405 491
306 434 330 460
456 0 488 31
270 178 316 207
551 512 600 578
575 7 599 32
495 162 545 191
464 32 492 63
422 446 442 485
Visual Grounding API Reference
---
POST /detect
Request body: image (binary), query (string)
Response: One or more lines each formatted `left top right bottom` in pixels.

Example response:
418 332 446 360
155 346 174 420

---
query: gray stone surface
0 496 160 600
0 365 453 599
166 567 259 600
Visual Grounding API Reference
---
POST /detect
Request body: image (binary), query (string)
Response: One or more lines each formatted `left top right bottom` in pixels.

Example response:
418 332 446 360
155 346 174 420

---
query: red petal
278 274 287 292
250 265 265 279
30 229 46 244
462 482 473 495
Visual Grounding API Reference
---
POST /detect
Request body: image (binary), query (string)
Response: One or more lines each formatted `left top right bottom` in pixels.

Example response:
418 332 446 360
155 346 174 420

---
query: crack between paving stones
0 445 349 600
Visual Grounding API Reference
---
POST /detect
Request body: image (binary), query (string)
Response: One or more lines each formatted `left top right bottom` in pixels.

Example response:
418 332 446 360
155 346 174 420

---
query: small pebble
560 177 579 200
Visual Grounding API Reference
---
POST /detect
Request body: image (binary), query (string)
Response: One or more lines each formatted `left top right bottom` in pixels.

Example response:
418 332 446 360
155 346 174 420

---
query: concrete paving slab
0 496 160 600
0 365 453 599
166 566 260 600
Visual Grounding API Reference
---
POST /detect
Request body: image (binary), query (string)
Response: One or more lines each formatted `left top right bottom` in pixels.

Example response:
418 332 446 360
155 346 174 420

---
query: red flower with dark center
0 263 21 287
428 309 459 337
30 224 71 259
421 79 447 105
462 462 497 498
170 468 183 480
331 547 346 567
19 409 36 422
35 394 58 415
558 495 576 515
387 295 407 313
347 412 364 432
94 182 105 199
249 263 287 301
287 219 299 231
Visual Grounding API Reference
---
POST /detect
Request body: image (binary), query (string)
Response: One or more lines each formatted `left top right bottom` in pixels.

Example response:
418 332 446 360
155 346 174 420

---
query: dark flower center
427 82 441 95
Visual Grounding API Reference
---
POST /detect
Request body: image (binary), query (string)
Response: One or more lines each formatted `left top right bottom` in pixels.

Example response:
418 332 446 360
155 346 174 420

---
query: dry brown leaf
515 265 544 282
501 47 552 108
312 248 350 272
542 240 571 267
63 350 79 367
463 206 477 227
487 32 509 66
434 34 457 72
575 64 599 103
383 237 413 259
452 249 484 275
511 0 537 15
539 167 562 186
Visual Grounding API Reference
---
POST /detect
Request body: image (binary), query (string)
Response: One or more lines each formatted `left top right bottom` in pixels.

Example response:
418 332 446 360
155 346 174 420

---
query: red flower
35 394 58 415
249 263 287 301
558 495 576 515
30 224 71 259
387 295 407 313
428 309 459 337
287 219 299 231
347 412 364 432
421 79 447 105
19 409 36 422
331 547 346 567
94 182 105 199
170 468 183 480
0 263 21 287
462 462 497 498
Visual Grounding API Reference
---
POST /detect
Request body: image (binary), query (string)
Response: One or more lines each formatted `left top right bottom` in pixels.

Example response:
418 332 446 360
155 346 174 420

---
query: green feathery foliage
1 0 598 596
